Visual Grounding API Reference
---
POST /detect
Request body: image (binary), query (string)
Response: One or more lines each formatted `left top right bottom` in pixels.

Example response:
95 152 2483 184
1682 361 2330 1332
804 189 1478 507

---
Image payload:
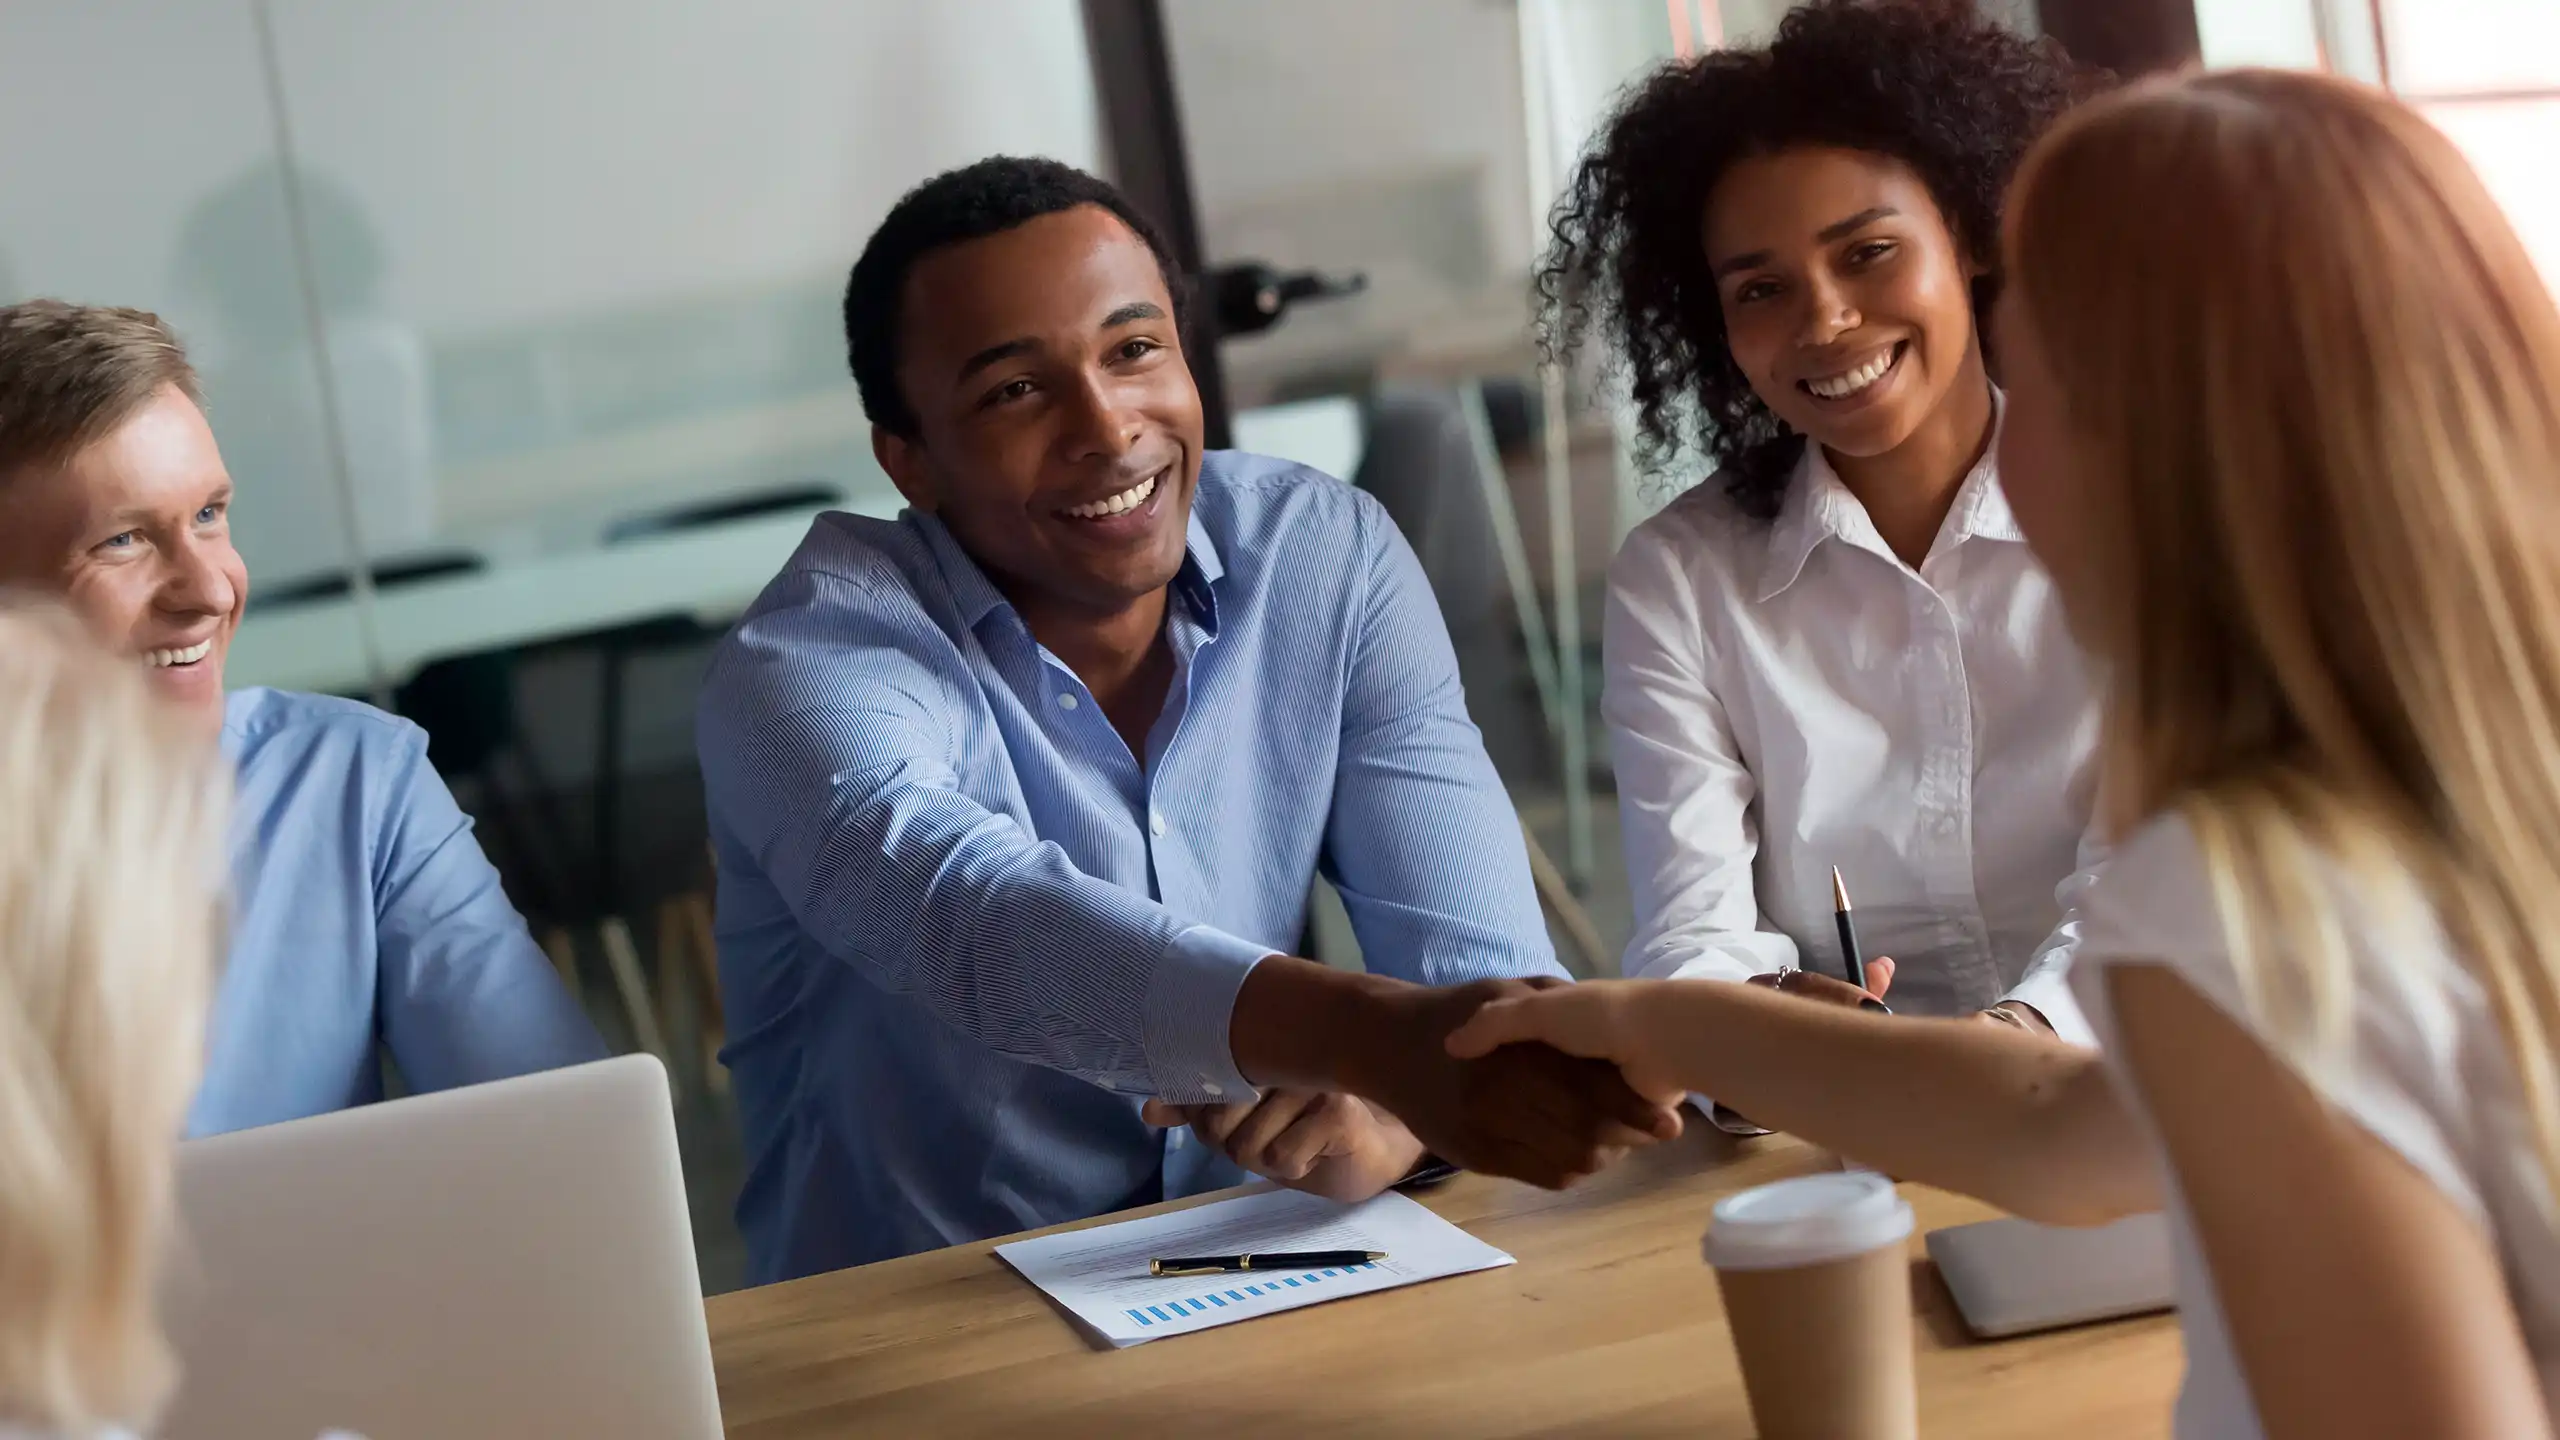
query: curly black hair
846 156 1190 438
1540 0 2099 520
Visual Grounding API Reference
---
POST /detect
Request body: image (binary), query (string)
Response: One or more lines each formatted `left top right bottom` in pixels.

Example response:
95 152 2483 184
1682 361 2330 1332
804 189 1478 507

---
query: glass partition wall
1156 1 2045 974
7 0 1108 704
0 2 372 680
3 0 1114 1294
1159 0 1694 972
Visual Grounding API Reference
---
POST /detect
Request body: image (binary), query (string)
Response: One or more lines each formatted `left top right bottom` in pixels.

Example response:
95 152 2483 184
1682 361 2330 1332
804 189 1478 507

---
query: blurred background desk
228 483 903 697
705 1130 2183 1439
230 400 1365 698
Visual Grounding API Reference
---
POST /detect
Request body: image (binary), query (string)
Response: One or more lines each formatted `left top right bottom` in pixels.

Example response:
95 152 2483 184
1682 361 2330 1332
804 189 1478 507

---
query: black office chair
1350 386 1605 973
393 651 591 931
588 481 842 913
1352 387 1511 675
250 551 566 881
1206 262 1368 338
251 548 606 1030
249 548 485 614
600 482 840 546
573 480 845 1088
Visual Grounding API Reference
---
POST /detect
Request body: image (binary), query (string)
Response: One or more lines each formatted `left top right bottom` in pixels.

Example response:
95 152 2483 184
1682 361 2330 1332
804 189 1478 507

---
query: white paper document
995 1187 1514 1347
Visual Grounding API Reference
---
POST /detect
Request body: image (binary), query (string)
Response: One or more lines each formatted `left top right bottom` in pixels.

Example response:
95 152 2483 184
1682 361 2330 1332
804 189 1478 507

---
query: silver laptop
161 1055 723 1440
1926 1211 2177 1339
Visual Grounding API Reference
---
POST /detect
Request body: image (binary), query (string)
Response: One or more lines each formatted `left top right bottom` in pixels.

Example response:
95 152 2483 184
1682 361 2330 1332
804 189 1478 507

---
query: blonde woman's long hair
2007 67 2560 1195
0 604 228 1432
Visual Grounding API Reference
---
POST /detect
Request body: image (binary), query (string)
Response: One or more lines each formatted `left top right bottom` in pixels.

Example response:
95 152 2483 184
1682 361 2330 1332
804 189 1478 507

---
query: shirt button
1056 693 1079 711
1201 1081 1224 1099
1150 810 1168 836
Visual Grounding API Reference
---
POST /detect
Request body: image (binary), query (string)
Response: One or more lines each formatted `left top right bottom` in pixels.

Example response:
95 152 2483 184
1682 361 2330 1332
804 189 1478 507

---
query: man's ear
873 425 937 514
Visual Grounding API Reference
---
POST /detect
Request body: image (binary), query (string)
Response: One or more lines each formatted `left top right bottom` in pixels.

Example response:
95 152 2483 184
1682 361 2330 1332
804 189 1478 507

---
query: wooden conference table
706 1126 2183 1438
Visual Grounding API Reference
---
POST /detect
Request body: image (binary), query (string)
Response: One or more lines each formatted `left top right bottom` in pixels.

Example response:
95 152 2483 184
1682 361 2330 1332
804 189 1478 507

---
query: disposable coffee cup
1703 1171 1918 1440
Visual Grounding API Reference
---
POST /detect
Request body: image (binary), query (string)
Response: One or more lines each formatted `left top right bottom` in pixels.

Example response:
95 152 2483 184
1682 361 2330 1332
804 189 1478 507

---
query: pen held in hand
1149 1249 1386 1277
1832 866 1891 1014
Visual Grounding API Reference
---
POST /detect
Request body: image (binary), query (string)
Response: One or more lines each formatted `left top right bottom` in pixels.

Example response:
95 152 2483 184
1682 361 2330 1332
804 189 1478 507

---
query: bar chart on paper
1127 1259 1389 1331
996 1189 1513 1347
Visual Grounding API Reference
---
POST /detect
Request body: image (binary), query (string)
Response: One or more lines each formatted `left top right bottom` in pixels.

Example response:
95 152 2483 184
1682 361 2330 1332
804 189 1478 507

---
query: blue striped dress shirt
191 689 608 1136
697 452 1560 1281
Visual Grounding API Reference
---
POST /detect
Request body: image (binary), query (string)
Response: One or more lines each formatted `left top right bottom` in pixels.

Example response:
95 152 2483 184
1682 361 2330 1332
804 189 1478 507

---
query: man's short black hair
845 155 1191 438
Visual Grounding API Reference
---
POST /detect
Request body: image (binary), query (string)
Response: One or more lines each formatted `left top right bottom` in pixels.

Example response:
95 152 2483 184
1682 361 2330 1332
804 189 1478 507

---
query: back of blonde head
2008 69 2560 1194
0 604 227 1432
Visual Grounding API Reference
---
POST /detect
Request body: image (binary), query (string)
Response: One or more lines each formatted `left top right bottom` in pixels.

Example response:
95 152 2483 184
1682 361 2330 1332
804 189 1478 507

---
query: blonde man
0 606 226 1436
0 301 603 1136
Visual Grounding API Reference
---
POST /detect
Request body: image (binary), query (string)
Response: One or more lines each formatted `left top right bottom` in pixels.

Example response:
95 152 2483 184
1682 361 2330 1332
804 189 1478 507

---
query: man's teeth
1806 348 1898 400
1063 474 1158 520
144 640 213 668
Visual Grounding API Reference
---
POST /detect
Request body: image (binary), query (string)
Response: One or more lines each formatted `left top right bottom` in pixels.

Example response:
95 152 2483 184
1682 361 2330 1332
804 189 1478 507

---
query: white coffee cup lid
1701 1171 1915 1271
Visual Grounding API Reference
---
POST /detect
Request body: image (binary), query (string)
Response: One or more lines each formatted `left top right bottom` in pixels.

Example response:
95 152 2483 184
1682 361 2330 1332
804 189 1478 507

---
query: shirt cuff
1143 925 1275 1103
2002 964 2097 1049
1631 949 1771 984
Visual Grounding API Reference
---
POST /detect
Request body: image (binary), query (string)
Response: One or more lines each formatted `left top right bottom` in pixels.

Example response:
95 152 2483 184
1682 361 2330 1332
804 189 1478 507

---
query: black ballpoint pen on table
1149 1250 1386 1277
1831 865 1892 1014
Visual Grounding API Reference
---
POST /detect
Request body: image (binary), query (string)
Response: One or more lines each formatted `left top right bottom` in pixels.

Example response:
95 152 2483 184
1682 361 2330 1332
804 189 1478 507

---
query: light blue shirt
698 453 1560 1281
188 688 608 1137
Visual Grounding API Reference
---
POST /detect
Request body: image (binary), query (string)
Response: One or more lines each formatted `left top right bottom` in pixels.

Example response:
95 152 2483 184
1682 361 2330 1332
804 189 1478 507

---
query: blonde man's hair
0 602 228 1431
2008 70 2560 1198
0 300 204 479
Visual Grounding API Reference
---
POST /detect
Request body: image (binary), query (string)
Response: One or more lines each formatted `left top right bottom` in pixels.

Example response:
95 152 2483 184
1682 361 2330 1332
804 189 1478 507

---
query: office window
2378 0 2560 289
2424 97 2560 285
2380 0 2560 94
2197 0 2559 289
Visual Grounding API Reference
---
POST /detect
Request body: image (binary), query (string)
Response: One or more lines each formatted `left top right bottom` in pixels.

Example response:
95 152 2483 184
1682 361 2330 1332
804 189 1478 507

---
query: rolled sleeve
2003 959 2096 1048
1629 936 1798 984
1144 927 1277 1102
2002 823 2108 1048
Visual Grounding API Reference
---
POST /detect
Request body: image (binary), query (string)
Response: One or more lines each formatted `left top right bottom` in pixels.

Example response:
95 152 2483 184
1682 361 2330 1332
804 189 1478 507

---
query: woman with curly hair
1547 0 2104 1064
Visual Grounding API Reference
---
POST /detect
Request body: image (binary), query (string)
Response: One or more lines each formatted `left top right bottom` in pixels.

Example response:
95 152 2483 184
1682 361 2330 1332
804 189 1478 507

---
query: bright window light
2422 98 2560 295
2383 0 2560 95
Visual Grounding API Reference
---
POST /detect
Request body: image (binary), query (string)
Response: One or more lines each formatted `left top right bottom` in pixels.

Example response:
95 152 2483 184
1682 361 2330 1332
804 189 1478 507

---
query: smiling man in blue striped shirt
698 157 1679 1283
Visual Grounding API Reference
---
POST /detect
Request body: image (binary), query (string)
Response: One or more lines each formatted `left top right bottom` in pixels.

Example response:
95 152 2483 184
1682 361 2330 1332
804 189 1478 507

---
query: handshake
1142 967 1688 1200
